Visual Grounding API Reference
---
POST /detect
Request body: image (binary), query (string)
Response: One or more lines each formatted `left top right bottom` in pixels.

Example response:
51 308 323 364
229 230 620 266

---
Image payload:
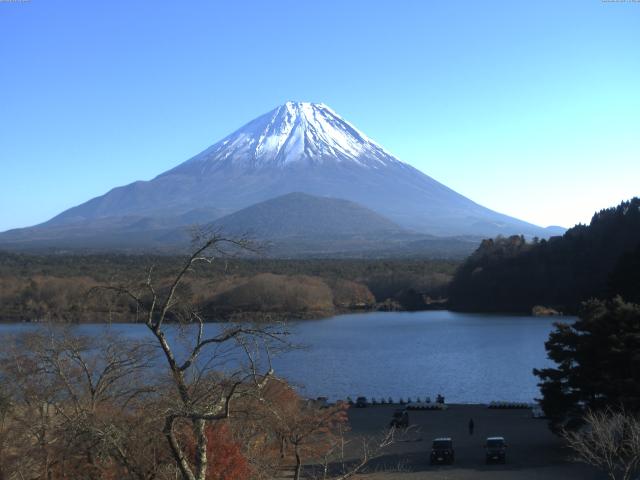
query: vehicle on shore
355 396 368 408
485 436 507 464
531 406 546 418
430 437 455 465
389 408 409 428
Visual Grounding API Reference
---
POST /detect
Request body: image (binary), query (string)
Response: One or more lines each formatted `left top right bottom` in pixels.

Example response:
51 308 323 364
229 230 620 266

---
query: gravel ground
341 404 603 480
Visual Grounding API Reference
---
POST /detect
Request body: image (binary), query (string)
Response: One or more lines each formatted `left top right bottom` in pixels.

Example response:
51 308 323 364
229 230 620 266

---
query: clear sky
1 0 638 232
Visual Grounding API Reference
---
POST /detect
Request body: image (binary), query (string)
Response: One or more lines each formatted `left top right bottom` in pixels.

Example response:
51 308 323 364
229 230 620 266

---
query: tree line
0 254 456 322
448 198 640 313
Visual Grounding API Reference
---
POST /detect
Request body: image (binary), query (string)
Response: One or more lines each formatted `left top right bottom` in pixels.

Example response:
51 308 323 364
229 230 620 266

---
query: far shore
0 302 571 325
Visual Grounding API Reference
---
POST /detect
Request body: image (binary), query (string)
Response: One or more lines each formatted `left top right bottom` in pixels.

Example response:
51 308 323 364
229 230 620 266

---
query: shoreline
0 304 567 325
0 304 450 324
344 403 600 479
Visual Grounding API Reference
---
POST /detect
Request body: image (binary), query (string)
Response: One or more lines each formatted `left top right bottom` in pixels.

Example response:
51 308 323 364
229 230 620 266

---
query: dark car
389 408 409 428
485 436 507 464
430 437 454 465
355 396 368 408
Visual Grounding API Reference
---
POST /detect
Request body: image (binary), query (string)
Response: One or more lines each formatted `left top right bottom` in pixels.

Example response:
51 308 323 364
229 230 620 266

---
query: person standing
468 418 475 435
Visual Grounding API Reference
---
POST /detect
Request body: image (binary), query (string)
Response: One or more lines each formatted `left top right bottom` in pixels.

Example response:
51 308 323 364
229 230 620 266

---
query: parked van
430 437 454 465
485 436 507 464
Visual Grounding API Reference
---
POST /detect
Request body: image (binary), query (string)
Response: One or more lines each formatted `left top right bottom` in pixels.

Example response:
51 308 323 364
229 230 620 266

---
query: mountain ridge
0 101 564 252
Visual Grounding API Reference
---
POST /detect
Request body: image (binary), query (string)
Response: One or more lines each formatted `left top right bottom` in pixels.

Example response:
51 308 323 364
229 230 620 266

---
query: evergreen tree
534 297 640 431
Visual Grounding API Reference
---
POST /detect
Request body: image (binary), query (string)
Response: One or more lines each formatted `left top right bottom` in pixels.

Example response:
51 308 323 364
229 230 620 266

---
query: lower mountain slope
164 192 480 258
208 192 403 238
0 192 480 258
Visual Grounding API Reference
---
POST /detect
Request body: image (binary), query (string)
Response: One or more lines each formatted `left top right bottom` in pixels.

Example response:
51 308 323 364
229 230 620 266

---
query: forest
0 253 456 323
448 198 640 314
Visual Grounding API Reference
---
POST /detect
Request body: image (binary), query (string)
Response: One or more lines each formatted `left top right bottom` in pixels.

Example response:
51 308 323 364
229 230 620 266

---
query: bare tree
258 380 349 480
253 378 401 480
0 328 160 479
563 408 640 480
92 231 288 480
313 426 398 480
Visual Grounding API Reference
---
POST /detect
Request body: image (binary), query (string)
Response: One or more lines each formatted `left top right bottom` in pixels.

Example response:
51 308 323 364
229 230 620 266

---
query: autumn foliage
258 380 350 480
183 423 252 480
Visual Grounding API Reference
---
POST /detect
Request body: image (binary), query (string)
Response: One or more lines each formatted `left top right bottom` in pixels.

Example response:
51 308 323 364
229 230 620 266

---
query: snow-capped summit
172 101 404 173
0 101 562 251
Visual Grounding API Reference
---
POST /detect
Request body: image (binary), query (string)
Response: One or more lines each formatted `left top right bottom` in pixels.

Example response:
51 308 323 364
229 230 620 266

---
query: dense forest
0 253 457 322
448 198 640 314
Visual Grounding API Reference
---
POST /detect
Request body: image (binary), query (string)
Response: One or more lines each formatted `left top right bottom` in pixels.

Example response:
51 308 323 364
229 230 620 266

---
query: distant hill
448 198 640 313
0 191 481 258
209 192 403 238
162 192 480 259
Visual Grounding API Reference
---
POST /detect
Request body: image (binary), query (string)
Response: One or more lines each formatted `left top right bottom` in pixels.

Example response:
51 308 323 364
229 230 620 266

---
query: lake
0 311 568 403
280 311 566 403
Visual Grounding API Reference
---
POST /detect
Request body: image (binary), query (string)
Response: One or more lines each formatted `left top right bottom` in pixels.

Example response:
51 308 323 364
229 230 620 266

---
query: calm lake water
0 311 569 403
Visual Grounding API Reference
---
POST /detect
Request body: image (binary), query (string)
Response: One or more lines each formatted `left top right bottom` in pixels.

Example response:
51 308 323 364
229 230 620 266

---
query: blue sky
0 0 638 231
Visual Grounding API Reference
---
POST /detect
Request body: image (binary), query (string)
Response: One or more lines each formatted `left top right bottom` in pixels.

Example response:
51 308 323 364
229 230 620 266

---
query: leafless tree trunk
93 231 288 480
294 443 303 480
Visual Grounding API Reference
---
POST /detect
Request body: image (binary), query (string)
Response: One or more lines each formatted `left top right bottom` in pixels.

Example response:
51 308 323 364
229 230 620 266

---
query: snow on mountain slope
171 101 403 173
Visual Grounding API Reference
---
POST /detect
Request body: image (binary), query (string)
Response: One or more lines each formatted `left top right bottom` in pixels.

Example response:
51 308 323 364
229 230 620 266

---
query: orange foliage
260 379 350 463
184 422 252 480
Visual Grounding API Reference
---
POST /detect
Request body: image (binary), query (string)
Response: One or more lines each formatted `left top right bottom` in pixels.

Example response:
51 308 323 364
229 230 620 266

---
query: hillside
11 192 480 258
173 192 476 258
209 192 403 238
448 198 640 313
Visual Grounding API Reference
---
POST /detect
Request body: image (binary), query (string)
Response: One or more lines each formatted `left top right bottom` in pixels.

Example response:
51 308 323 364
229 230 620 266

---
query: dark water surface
0 311 568 403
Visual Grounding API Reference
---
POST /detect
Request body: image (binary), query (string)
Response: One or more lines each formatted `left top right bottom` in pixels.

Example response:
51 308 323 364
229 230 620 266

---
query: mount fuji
0 101 563 253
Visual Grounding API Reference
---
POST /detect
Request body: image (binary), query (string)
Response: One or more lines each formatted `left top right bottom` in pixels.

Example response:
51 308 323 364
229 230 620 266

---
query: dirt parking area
344 404 602 480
